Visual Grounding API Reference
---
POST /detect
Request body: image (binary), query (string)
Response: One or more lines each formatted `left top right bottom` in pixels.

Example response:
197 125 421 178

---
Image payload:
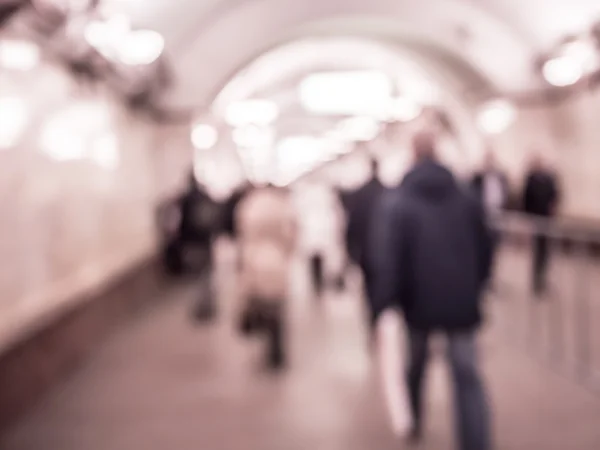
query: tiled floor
2 250 600 450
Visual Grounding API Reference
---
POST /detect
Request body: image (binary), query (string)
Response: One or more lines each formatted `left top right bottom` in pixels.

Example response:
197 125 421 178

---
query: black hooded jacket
368 160 492 331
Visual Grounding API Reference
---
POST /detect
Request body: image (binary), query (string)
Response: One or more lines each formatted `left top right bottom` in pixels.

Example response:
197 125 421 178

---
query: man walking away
369 131 493 450
522 154 560 296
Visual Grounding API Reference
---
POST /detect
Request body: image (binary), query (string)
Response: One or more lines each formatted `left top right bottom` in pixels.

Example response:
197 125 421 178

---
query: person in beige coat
235 184 297 369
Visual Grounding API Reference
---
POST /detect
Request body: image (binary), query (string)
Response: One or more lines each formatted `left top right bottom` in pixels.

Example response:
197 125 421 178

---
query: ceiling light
225 100 278 127
0 97 28 149
388 97 422 122
276 135 325 168
89 132 119 169
118 29 164 65
191 124 218 150
334 116 381 142
233 126 274 149
477 99 516 135
299 71 392 116
542 55 583 87
561 39 599 72
232 125 274 148
40 101 111 160
84 15 130 60
0 40 40 71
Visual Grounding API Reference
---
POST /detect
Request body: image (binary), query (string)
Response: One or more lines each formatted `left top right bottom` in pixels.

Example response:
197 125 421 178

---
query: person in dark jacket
177 171 223 321
369 131 493 450
470 149 510 285
522 155 560 295
343 157 387 327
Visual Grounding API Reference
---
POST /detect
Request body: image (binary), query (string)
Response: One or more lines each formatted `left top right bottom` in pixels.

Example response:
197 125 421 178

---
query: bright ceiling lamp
334 116 381 142
117 29 165 65
276 135 326 167
40 101 111 160
562 39 599 71
477 99 516 135
0 97 28 149
225 99 278 127
299 71 392 116
0 40 40 71
232 125 274 148
84 14 130 60
542 55 583 87
388 97 422 122
191 123 218 150
89 132 120 169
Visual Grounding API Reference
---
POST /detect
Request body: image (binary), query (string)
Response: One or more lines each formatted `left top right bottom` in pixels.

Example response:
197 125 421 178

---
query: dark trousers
532 234 550 294
240 300 286 368
310 253 325 296
407 329 491 450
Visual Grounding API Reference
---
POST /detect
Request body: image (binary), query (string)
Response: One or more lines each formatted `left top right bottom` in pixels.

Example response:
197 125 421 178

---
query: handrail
494 212 600 245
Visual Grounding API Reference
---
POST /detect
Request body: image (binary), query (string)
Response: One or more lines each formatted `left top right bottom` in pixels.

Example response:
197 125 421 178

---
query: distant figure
235 184 297 370
471 149 510 215
471 149 510 282
293 181 347 297
344 157 386 327
369 131 493 450
522 154 560 295
177 172 223 321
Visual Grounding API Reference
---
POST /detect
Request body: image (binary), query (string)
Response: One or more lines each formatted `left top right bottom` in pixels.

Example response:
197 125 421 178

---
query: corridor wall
0 62 161 352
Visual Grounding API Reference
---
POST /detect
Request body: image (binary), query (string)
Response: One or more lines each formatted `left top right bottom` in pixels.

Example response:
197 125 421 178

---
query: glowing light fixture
334 116 381 142
562 39 599 71
0 40 40 71
118 29 165 65
191 124 218 150
232 125 274 148
0 97 28 149
225 100 278 127
388 97 422 122
299 71 392 116
84 14 130 60
276 135 325 167
477 99 516 135
542 55 583 87
90 132 120 169
40 101 112 160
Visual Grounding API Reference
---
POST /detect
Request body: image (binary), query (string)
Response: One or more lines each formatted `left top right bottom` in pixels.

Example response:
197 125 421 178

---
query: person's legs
406 329 431 440
447 332 491 450
533 234 549 295
263 302 286 369
310 253 325 296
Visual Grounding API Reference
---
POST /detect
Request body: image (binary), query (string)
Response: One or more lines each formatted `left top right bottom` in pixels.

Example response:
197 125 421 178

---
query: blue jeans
407 329 491 450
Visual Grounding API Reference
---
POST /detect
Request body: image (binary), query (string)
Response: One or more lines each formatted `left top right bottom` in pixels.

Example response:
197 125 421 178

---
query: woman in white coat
235 184 297 369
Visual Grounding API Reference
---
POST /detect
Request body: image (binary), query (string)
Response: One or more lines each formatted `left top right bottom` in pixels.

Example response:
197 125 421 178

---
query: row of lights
189 70 517 186
0 36 119 167
191 96 514 153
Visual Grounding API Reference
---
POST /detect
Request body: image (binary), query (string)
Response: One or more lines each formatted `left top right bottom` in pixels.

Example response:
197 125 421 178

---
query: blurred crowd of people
156 121 561 450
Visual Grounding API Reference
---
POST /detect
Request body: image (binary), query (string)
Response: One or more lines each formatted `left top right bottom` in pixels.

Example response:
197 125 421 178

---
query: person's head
369 157 379 178
529 151 546 171
187 170 198 191
483 148 497 170
411 130 437 163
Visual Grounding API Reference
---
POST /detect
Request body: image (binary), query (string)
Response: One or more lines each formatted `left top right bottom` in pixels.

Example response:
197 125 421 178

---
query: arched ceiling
108 0 600 109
